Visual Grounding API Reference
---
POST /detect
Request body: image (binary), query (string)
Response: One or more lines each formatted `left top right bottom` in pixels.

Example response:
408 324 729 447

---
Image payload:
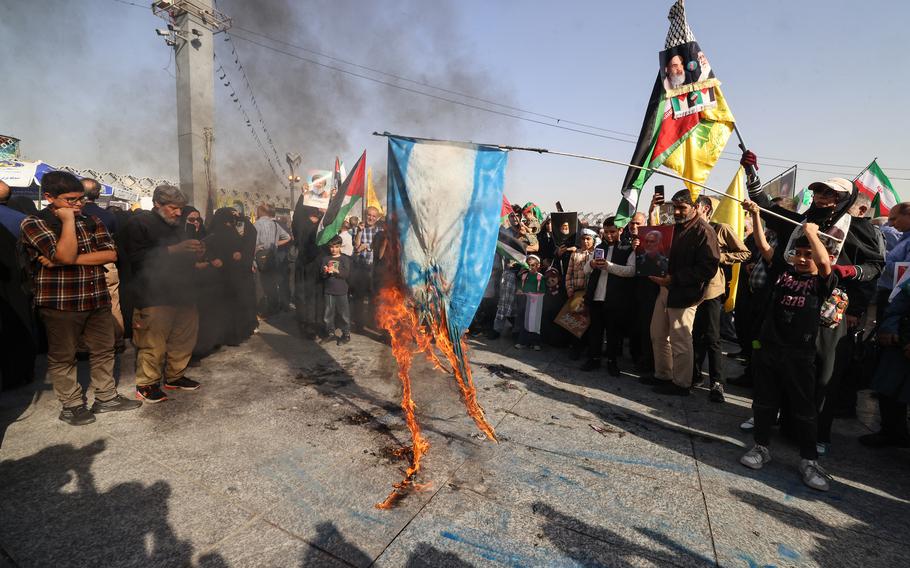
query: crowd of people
1 149 909 493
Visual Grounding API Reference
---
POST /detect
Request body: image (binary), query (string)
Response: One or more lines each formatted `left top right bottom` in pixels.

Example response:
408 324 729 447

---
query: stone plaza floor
1 312 908 567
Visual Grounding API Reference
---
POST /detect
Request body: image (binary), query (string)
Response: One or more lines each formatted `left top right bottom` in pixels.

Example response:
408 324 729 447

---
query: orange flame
374 283 496 509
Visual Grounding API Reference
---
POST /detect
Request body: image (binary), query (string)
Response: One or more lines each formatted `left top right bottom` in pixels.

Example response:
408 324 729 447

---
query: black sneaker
337 334 351 345
136 385 168 403
91 394 142 413
580 359 601 372
164 377 201 391
486 330 501 340
606 360 621 377
709 383 726 403
653 382 691 396
59 405 96 426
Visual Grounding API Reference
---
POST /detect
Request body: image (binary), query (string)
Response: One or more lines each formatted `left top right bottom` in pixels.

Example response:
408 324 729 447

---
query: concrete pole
174 1 215 216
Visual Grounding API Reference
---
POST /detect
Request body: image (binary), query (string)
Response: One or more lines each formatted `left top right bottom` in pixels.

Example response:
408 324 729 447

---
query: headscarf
522 202 544 223
182 206 206 239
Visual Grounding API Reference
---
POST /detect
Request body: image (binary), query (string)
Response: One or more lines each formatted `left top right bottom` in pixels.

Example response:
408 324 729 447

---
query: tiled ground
1 312 907 567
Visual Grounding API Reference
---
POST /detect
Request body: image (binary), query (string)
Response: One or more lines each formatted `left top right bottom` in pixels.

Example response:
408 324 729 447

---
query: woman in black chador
233 210 259 339
196 208 246 351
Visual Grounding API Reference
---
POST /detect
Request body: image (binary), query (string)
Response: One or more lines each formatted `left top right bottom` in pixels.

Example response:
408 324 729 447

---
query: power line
107 0 910 179
227 30 640 145
214 52 284 184
219 32 288 178
230 24 639 140
228 31 910 181
227 25 910 175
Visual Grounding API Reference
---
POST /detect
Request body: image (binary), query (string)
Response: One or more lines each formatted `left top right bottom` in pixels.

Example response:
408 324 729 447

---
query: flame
374 282 497 509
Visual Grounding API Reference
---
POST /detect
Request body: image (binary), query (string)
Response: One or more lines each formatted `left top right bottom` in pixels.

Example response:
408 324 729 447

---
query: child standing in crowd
565 228 597 359
515 255 546 350
541 267 569 346
739 201 836 492
321 235 352 344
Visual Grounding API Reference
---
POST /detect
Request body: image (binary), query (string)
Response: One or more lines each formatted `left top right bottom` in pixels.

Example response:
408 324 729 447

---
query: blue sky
2 0 908 213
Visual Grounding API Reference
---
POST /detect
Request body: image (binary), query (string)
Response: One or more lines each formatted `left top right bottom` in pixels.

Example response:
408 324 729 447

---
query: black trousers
350 263 374 329
586 301 626 362
752 345 819 460
294 261 324 332
632 284 659 370
815 319 849 444
879 396 909 439
693 296 724 385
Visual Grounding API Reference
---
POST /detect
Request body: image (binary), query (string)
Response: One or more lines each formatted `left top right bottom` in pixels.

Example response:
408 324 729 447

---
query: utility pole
286 152 302 212
153 1 231 216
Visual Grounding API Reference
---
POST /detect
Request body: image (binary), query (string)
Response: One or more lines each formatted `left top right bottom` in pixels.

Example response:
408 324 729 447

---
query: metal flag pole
370 131 838 241
852 157 877 182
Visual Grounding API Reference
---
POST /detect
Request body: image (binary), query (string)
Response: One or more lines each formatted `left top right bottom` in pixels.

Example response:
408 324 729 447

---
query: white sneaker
816 442 829 456
799 459 832 492
740 444 771 470
514 343 526 350
532 345 541 351
739 417 755 431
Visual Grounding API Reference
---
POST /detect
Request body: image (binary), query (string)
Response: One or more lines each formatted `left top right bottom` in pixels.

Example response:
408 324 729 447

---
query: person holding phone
581 217 637 375
321 235 352 344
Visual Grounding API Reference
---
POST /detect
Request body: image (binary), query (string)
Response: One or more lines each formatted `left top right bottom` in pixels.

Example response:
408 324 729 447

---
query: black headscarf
183 206 206 239
803 186 857 232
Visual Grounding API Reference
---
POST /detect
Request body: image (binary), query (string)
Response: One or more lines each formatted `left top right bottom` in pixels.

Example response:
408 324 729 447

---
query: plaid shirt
356 223 380 265
20 213 115 311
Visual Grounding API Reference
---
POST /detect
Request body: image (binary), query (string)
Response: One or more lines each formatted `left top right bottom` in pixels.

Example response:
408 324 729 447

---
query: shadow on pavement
533 501 715 567
0 439 226 568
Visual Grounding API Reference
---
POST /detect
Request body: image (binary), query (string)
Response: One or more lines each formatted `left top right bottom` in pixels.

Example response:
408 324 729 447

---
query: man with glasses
19 171 141 425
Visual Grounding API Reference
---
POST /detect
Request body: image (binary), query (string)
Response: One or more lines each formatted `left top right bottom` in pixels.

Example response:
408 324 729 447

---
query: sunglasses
812 187 841 198
59 196 86 204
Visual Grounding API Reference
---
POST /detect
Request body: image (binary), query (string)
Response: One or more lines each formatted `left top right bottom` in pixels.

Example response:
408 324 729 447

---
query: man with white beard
124 185 205 403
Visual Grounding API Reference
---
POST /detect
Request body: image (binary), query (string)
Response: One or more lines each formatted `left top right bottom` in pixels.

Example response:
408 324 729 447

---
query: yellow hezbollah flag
711 166 746 312
662 86 735 201
366 167 384 215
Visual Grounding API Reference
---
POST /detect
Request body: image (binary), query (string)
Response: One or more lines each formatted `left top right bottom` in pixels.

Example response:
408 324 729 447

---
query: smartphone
594 248 605 260
654 185 664 199
555 201 564 213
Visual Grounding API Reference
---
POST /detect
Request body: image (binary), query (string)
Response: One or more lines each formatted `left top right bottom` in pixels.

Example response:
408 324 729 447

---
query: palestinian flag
317 151 366 246
496 227 528 268
617 0 735 225
856 160 901 216
501 195 514 223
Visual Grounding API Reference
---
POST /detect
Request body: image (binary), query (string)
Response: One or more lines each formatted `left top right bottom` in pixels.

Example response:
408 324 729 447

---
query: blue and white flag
387 135 508 336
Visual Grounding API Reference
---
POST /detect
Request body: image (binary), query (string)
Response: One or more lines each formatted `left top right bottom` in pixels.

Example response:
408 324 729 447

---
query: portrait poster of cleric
303 170 332 209
635 225 673 278
659 41 720 118
762 166 798 200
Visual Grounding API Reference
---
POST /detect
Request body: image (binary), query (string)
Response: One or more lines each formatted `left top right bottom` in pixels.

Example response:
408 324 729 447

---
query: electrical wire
118 0 910 179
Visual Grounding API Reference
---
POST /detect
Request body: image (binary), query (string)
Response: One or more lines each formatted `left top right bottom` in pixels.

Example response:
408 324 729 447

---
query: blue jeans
324 294 351 335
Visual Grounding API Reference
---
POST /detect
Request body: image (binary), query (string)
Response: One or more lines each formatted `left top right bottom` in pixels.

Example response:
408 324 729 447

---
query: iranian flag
855 160 901 216
317 151 365 245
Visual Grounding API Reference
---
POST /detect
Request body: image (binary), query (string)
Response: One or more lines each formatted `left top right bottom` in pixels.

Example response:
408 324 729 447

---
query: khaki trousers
650 287 699 388
104 263 124 343
39 307 116 408
132 305 199 387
